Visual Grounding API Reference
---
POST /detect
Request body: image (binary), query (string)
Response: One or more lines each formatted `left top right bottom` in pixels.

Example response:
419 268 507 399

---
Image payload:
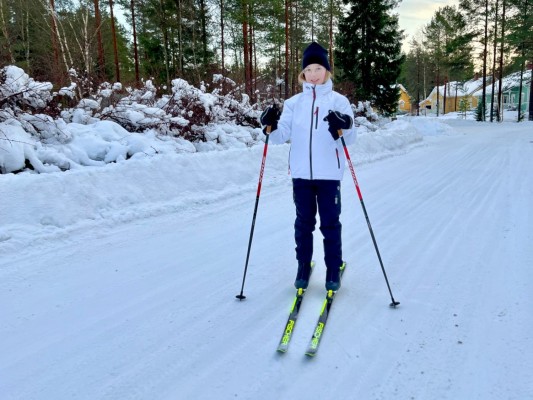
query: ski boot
294 261 313 289
325 263 344 291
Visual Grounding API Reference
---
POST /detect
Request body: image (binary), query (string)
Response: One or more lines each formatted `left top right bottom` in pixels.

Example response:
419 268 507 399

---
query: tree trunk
55 8 75 78
200 0 208 70
490 0 499 122
24 7 30 68
284 0 289 99
529 63 533 121
436 66 440 117
131 0 140 86
443 78 447 114
94 0 105 79
454 82 458 112
0 0 15 63
220 0 225 73
108 0 120 82
174 0 183 75
159 0 170 87
416 49 421 116
497 0 505 121
517 60 524 121
329 0 334 74
252 22 257 102
291 1 296 96
248 19 253 98
49 0 61 82
481 0 489 121
242 0 250 98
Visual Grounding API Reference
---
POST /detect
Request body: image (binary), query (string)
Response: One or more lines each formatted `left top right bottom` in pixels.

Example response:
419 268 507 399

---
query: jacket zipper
309 87 316 180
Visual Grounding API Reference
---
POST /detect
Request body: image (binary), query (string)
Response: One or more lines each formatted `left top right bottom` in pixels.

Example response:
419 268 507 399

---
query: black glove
323 110 353 140
260 105 281 134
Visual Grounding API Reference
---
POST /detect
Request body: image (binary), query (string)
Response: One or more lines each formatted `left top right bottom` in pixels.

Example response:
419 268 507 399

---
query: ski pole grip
266 126 272 134
337 129 343 137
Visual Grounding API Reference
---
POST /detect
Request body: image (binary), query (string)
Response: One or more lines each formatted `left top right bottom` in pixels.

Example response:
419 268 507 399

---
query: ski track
1 120 533 399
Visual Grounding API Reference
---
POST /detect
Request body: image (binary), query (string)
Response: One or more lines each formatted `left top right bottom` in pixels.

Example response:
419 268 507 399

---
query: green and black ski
305 262 346 357
277 261 315 353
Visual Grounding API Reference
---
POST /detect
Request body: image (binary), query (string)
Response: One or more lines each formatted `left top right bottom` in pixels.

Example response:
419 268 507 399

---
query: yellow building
397 84 412 113
419 77 484 115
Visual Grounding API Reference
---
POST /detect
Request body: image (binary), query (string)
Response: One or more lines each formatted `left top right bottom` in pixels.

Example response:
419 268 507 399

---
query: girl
260 42 355 291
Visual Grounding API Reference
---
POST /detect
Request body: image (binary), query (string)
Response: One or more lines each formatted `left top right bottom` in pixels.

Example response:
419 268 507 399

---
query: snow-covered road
2 119 532 399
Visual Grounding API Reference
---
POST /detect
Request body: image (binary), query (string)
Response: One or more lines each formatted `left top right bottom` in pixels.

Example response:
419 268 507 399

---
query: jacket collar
302 78 333 97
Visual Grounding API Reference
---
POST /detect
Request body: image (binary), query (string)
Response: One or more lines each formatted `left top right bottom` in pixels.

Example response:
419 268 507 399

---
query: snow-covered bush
352 101 379 123
0 66 53 110
0 66 264 173
1 66 67 143
156 77 259 141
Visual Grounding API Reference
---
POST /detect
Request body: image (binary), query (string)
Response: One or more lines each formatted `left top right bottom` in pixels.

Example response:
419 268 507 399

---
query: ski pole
236 127 271 300
339 130 400 308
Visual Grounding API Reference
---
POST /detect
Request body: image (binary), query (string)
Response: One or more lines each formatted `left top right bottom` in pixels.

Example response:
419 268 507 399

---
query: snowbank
0 65 261 174
0 116 457 252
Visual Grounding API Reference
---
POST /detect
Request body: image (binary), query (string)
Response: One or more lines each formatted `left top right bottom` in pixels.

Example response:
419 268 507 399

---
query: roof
418 77 485 105
471 69 532 97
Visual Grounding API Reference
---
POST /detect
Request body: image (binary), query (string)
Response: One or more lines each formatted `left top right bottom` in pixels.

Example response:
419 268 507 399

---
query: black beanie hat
302 42 331 71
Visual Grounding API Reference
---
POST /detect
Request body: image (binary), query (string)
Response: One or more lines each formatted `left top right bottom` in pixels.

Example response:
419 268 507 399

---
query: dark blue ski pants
292 178 342 270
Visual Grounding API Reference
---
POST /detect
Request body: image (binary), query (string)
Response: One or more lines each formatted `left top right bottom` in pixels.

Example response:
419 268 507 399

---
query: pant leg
292 178 317 264
316 180 342 270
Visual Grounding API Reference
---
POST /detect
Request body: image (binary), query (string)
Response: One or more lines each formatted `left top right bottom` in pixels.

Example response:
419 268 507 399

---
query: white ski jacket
268 79 356 181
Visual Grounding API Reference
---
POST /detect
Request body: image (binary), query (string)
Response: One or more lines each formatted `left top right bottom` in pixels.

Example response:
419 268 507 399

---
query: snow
471 69 532 97
1 65 263 174
420 77 486 105
0 66 53 108
1 107 533 398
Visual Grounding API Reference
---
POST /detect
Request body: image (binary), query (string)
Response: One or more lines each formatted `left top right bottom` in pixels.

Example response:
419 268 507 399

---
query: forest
0 0 532 121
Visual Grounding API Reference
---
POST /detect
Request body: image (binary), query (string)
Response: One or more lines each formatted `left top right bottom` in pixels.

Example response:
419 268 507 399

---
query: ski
305 262 346 357
277 261 315 353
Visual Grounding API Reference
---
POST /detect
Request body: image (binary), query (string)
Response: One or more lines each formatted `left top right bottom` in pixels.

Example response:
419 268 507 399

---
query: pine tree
475 99 487 121
506 0 533 121
335 0 405 116
424 5 475 114
401 36 435 116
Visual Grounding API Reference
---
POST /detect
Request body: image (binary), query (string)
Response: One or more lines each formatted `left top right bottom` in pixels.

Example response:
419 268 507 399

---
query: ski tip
389 301 400 308
236 294 247 301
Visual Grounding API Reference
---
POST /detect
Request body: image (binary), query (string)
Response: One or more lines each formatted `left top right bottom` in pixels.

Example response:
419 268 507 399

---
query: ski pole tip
389 301 400 308
236 294 247 301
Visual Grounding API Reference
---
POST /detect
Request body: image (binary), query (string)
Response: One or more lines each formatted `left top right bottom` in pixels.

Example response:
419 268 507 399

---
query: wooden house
396 84 412 113
472 69 531 116
419 77 485 115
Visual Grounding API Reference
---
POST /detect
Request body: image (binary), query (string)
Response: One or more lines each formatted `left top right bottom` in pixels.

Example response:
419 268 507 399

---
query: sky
396 0 459 52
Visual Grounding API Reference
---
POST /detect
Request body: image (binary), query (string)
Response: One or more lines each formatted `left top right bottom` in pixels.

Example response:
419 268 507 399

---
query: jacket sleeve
266 98 294 144
337 95 356 146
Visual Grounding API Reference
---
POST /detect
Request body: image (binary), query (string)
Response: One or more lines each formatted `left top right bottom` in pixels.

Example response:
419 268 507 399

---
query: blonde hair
298 70 332 84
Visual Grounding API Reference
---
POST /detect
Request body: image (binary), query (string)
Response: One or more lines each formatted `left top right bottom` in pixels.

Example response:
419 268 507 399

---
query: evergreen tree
400 36 435 115
459 0 491 121
475 99 487 121
506 0 533 121
424 5 474 114
335 0 405 115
